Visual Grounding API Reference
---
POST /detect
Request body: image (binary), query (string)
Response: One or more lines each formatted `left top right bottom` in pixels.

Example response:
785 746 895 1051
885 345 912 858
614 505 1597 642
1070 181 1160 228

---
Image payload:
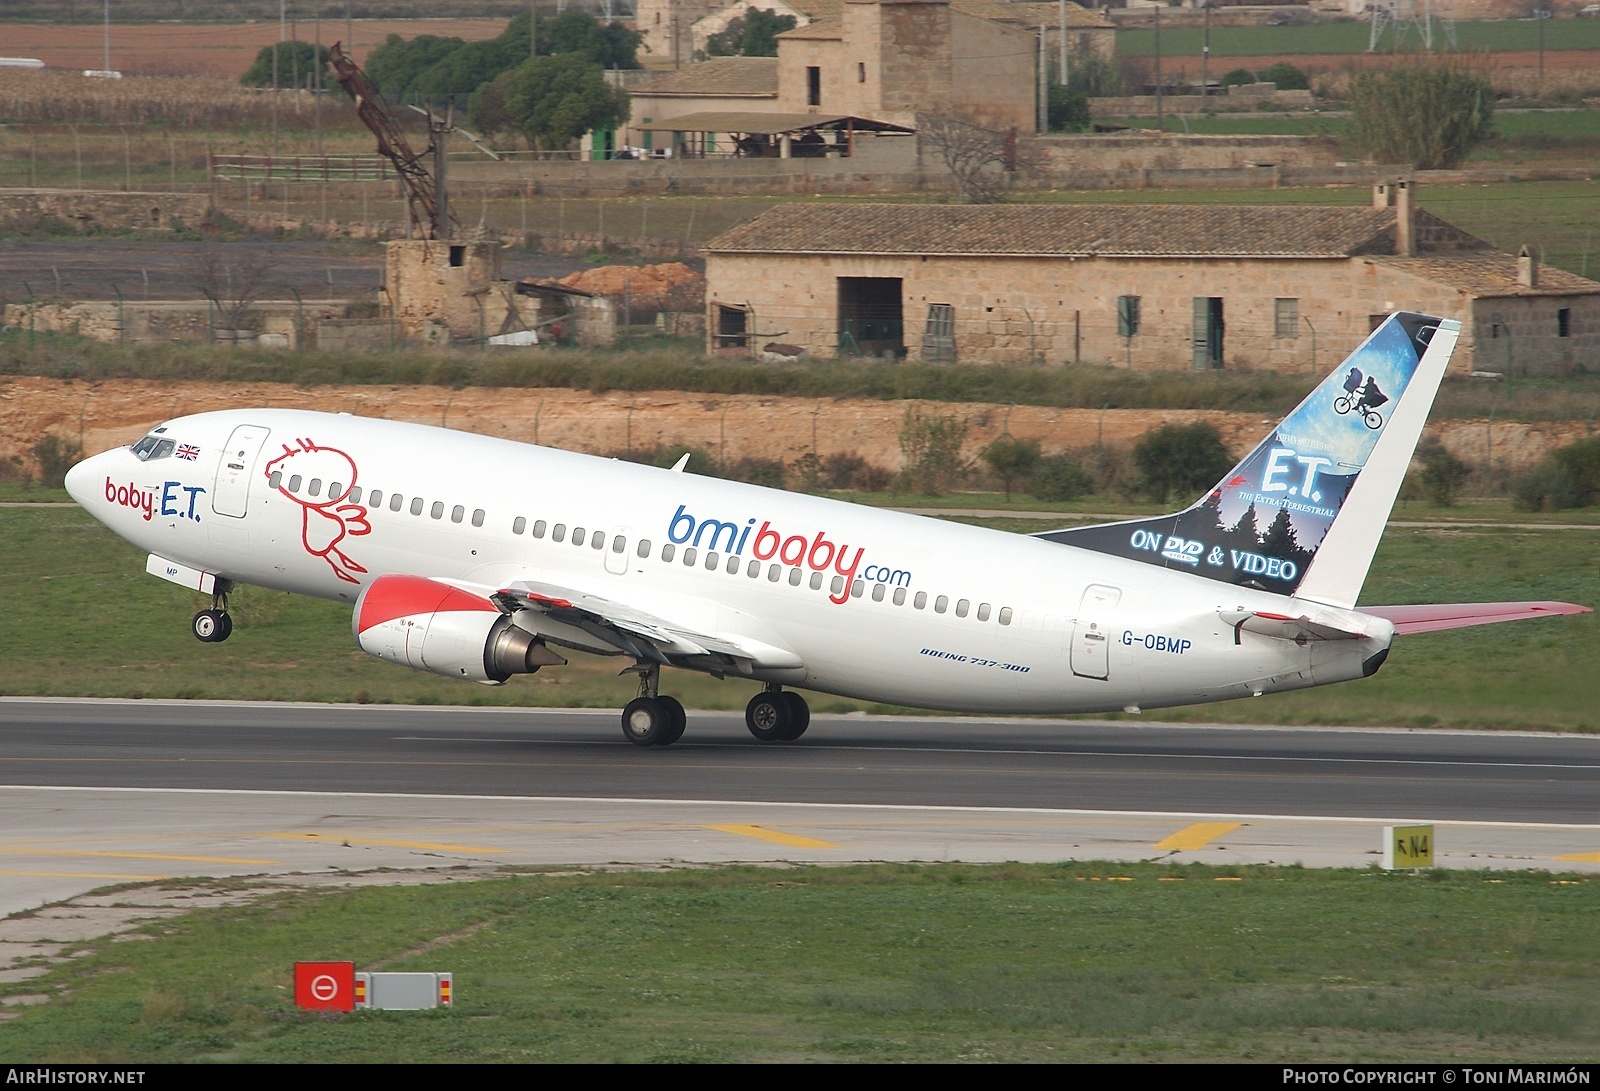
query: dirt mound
557 263 704 302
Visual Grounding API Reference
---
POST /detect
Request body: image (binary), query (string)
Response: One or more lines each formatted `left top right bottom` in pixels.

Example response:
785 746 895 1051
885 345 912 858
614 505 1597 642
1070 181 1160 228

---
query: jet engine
353 574 564 683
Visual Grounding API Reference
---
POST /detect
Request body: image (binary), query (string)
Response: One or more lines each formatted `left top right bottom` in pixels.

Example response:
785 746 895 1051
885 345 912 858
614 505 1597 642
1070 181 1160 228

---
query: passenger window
999 607 1013 626
637 539 651 558
410 497 424 515
552 524 566 542
788 568 802 586
809 571 824 590
431 501 445 520
831 575 844 595
533 520 547 538
328 481 343 501
613 536 626 554
592 532 605 551
268 471 283 489
769 564 781 582
914 592 927 610
935 595 948 614
977 603 991 622
683 547 697 566
288 475 303 493
309 479 322 498
392 494 405 512
727 555 740 574
513 516 527 535
662 543 675 562
706 552 719 570
572 527 586 546
956 599 969 618
347 486 362 504
472 509 484 527
748 560 761 578
871 583 885 602
851 580 864 598
893 587 907 606
368 489 382 507
451 505 465 524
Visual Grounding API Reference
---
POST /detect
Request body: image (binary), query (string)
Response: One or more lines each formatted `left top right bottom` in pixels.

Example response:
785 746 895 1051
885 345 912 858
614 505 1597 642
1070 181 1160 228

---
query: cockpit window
132 436 176 461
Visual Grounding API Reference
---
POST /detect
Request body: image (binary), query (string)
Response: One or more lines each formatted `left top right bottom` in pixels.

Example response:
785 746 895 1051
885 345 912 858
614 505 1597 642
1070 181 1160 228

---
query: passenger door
1071 584 1122 680
211 424 271 519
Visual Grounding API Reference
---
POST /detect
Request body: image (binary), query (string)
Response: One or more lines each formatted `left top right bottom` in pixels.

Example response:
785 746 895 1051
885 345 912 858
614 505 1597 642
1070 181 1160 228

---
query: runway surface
1 698 1596 916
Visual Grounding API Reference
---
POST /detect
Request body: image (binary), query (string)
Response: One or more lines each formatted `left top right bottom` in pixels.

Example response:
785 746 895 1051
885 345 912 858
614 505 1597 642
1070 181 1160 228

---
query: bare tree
917 113 1025 204
194 252 282 333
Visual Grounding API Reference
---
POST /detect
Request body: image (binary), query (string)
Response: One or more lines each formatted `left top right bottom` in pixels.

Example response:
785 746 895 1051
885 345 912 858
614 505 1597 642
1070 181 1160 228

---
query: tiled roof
705 204 1401 258
633 57 779 97
777 17 843 39
1382 256 1600 297
775 0 1106 32
991 2 1116 29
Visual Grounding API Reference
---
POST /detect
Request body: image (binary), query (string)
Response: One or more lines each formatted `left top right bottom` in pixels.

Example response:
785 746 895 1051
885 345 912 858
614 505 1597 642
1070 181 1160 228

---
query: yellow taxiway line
701 824 840 849
1154 821 1245 851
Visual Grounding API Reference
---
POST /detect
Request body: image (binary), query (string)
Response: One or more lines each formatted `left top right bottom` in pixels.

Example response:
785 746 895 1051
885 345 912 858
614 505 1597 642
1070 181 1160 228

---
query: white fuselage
68 409 1389 714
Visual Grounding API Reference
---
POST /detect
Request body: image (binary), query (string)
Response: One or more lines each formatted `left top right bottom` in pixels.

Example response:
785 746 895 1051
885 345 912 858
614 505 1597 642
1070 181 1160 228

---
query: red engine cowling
353 574 556 683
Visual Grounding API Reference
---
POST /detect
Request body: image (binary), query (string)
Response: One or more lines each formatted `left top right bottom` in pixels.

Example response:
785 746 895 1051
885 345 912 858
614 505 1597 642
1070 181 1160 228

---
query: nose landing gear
745 685 810 742
191 579 235 643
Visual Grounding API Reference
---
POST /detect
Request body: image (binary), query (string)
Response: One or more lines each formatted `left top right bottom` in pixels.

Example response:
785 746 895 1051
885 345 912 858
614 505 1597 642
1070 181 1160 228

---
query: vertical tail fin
1039 312 1461 607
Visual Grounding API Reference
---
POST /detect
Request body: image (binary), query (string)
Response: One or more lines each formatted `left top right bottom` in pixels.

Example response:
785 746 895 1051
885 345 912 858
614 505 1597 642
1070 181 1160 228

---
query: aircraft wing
437 577 805 672
1360 601 1591 635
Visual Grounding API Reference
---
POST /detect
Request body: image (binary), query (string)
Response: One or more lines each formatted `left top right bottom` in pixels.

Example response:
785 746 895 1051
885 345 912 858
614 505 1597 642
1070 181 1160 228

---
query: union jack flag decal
176 443 200 461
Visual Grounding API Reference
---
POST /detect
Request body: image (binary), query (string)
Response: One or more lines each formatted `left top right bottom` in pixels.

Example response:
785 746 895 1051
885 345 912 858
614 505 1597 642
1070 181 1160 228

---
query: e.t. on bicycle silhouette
1334 367 1389 429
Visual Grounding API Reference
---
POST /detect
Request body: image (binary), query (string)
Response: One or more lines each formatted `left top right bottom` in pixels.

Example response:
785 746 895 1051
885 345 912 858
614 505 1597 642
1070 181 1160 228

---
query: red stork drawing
264 438 372 583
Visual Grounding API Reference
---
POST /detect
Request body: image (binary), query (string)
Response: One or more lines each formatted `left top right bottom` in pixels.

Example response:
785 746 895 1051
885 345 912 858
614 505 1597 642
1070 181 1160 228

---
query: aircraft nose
63 450 110 509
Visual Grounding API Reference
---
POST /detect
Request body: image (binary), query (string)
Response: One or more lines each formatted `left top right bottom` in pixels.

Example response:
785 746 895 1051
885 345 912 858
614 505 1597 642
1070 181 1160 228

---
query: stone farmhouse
702 183 1600 376
624 0 1112 150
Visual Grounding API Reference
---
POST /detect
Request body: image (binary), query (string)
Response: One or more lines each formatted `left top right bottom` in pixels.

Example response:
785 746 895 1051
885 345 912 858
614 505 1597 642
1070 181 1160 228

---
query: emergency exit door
1071 584 1122 680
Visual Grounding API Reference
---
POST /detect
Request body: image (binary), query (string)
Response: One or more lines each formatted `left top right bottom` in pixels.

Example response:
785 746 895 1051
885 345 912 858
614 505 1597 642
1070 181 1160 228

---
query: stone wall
0 298 352 349
0 190 213 233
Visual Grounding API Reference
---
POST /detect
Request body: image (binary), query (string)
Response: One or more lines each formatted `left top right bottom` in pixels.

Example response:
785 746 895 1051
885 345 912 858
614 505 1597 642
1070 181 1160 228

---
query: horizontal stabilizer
1362 601 1591 635
1218 606 1387 644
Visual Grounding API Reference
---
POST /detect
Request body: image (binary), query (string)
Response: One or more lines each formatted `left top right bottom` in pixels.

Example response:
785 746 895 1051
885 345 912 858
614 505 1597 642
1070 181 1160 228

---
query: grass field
1116 19 1600 58
1 864 1596 1062
0 504 1593 730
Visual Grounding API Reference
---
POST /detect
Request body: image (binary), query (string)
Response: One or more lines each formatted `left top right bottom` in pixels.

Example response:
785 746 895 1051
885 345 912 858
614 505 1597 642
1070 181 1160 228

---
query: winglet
671 452 691 473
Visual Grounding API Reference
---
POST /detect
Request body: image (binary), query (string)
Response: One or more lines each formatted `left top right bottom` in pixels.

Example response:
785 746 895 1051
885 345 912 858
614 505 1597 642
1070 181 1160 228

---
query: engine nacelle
353 574 561 683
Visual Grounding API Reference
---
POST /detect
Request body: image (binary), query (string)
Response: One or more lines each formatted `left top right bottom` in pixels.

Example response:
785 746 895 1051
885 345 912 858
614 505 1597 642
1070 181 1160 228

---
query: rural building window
871 583 885 602
410 497 424 516
923 303 956 363
637 539 652 558
513 516 527 534
573 527 586 546
807 66 821 106
391 494 405 513
451 504 465 523
1559 308 1571 338
552 523 566 542
661 543 675 561
893 587 907 606
1275 298 1299 338
430 501 445 520
449 245 465 268
1490 324 1501 339
286 474 302 493
533 519 546 538
716 305 747 349
1117 296 1140 337
857 62 866 83
471 509 485 528
999 607 1013 625
308 478 322 497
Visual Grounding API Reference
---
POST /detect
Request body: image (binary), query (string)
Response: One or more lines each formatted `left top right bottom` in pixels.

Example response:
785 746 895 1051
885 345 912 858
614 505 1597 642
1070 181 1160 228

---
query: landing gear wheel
191 609 232 643
622 696 680 747
656 695 687 746
745 690 791 742
777 691 810 741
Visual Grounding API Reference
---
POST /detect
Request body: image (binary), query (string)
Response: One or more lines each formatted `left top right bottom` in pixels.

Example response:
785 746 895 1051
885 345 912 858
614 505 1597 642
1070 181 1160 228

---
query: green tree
494 53 630 152
1259 61 1309 91
1416 439 1470 507
240 40 330 88
1030 452 1092 503
1221 67 1257 88
1347 59 1494 170
540 10 641 69
898 407 969 496
363 33 467 98
1133 421 1235 504
1047 85 1090 133
704 16 747 57
742 9 798 57
981 435 1040 502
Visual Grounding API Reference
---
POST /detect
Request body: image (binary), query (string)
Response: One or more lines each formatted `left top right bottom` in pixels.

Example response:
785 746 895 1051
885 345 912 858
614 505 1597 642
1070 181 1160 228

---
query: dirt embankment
1 377 1584 477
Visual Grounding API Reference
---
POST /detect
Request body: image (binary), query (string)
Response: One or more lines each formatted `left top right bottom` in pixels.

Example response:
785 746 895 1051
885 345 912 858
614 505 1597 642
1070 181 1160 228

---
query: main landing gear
745 684 809 743
618 668 811 748
191 580 236 643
